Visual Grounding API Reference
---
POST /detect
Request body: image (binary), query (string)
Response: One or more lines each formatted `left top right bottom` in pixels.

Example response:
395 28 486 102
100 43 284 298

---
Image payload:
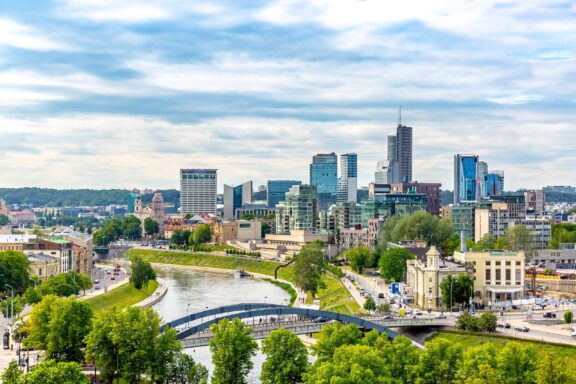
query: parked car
381 315 395 320
434 313 447 319
94 279 100 284
515 326 530 332
378 293 385 299
360 288 365 295
95 285 101 290
415 310 423 316
543 312 557 318
571 329 576 338
497 322 511 329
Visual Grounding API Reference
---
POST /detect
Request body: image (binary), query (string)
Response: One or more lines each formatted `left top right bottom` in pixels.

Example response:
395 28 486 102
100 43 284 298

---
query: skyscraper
387 135 397 161
310 153 338 211
337 153 358 203
484 171 504 197
375 160 398 185
223 181 252 219
275 184 318 234
267 180 301 209
478 161 488 198
180 169 217 215
454 155 479 204
396 124 413 182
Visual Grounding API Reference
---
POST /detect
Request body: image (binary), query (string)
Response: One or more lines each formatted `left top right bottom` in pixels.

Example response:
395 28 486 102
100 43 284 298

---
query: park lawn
129 249 360 314
428 330 576 369
85 280 158 314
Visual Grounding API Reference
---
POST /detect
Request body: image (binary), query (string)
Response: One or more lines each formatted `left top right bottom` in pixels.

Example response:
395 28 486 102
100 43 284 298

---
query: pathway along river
152 265 292 383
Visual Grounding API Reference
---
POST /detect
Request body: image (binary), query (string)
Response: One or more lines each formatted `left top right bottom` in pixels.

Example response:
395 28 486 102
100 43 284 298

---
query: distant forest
0 188 180 208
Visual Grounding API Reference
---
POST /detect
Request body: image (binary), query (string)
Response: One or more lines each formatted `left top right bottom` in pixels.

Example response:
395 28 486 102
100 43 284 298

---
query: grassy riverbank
85 280 158 314
428 330 576 368
127 249 361 314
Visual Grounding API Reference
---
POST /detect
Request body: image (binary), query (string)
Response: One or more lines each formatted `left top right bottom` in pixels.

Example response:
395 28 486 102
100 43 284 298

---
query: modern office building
267 180 302 209
484 171 504 197
337 153 358 203
525 190 545 213
391 182 442 216
275 184 318 234
180 169 217 215
451 204 475 239
223 181 252 219
310 153 338 211
396 124 413 182
375 160 398 185
454 154 480 204
491 194 526 223
387 135 397 162
478 161 488 198
234 203 275 220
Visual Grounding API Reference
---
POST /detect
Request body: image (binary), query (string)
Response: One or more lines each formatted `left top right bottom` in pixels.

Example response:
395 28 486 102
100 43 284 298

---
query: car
378 293 385 299
415 310 423 316
497 322 511 329
515 326 530 332
571 329 576 338
511 305 520 310
434 313 447 319
95 285 101 290
94 279 100 284
106 270 111 274
543 312 557 318
381 315 394 320
359 288 365 294
111 276 115 281
389 299 396 305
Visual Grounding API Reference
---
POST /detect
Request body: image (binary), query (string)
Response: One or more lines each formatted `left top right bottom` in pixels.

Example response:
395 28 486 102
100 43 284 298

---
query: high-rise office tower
337 153 358 203
484 171 504 197
478 161 488 198
267 180 302 209
276 184 319 233
387 135 397 161
310 153 338 211
454 155 479 204
396 124 413 183
223 181 252 219
375 160 398 185
180 169 217 215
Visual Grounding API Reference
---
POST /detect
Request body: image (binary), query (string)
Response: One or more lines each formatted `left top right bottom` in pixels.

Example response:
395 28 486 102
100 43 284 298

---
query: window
516 269 521 281
506 269 511 281
485 269 491 282
495 261 501 266
485 261 491 266
506 261 511 266
516 261 521 266
496 269 501 281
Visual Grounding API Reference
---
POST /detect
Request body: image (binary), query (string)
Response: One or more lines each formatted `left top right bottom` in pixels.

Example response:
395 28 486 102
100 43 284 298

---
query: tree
0 250 31 292
292 243 326 297
478 311 498 331
144 217 160 236
364 296 376 311
23 286 42 304
457 343 499 383
210 318 258 384
130 254 156 289
536 354 570 384
496 341 537 384
378 247 414 282
503 224 536 257
416 337 463 384
376 303 392 315
440 274 474 309
472 234 497 251
38 272 88 297
0 213 9 226
347 246 371 274
261 222 271 237
312 323 363 363
1 361 23 384
455 311 479 331
261 329 309 384
166 353 209 384
171 229 191 245
23 294 59 350
564 311 573 327
18 360 90 384
193 224 211 244
380 211 453 247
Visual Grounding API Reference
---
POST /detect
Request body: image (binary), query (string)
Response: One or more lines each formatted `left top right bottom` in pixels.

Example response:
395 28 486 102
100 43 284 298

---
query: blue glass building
454 154 479 204
267 180 302 209
310 153 338 211
484 172 504 197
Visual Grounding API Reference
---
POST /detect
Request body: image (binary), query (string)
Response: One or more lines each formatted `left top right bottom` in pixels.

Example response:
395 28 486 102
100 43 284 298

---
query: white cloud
0 18 70 51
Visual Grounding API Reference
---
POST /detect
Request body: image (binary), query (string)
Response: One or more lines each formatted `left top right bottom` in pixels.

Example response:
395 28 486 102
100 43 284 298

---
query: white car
571 329 576 338
434 313 447 319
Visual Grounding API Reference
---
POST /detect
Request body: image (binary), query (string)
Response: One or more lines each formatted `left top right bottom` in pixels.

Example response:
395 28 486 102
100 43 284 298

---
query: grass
128 249 362 314
428 330 576 369
85 280 158 314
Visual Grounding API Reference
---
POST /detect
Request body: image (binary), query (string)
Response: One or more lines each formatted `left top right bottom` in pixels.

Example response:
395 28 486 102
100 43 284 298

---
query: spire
398 105 402 126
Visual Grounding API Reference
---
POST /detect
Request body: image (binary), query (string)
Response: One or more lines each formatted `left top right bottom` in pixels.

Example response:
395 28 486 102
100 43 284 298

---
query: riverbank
129 249 361 314
85 280 159 314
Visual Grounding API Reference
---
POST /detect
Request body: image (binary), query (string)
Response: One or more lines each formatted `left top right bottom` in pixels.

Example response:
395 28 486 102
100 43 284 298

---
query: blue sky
0 0 575 191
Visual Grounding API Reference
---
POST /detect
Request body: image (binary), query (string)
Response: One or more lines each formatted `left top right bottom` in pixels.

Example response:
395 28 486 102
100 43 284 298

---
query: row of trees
170 224 211 246
93 216 143 245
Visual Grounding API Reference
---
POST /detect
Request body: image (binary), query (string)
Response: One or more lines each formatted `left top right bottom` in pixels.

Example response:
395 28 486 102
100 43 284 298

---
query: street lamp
6 284 14 323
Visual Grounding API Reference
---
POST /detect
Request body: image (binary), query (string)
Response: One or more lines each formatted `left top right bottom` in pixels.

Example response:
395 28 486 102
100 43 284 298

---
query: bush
478 311 498 331
455 311 479 331
326 264 344 278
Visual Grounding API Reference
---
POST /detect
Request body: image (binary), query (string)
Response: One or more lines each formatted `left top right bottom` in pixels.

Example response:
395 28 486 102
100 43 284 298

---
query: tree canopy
0 213 9 226
193 224 211 244
93 215 142 246
347 246 372 274
0 250 31 292
378 247 414 282
440 274 474 309
292 242 327 297
261 329 309 384
130 254 156 290
144 217 160 236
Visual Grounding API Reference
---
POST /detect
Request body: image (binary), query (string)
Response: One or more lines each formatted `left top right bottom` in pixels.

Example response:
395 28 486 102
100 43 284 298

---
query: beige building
0 234 37 251
134 192 166 237
453 250 525 305
406 246 468 310
28 253 60 282
237 220 261 242
474 202 509 242
212 221 238 244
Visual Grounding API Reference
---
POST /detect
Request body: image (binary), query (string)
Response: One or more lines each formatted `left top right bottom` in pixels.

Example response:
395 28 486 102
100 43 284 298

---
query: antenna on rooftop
398 105 402 126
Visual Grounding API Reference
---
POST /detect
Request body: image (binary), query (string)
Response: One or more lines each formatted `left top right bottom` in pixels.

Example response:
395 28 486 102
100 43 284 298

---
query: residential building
406 246 468 310
49 227 93 276
474 201 509 242
525 190 545 213
453 250 525 305
310 153 338 211
267 180 301 209
340 228 369 249
534 248 576 269
0 234 37 251
223 181 253 219
180 169 217 215
23 238 72 274
234 203 275 220
491 194 526 222
337 153 358 203
275 184 318 234
454 154 479 204
516 218 552 250
391 182 442 216
329 202 362 232
368 183 391 201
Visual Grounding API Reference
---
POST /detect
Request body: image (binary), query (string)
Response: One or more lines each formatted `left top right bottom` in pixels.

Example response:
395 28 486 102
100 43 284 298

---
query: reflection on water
153 266 292 383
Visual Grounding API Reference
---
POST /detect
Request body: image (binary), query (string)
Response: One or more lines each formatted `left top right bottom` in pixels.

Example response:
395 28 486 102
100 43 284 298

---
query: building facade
396 124 413 183
310 153 338 211
23 239 73 274
525 190 545 213
484 171 504 197
223 181 253 219
180 169 217 215
275 184 318 234
391 182 442 216
337 153 358 203
454 154 479 204
267 180 301 209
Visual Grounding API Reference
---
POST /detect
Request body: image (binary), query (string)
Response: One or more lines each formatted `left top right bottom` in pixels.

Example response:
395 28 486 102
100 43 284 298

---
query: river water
152 265 292 383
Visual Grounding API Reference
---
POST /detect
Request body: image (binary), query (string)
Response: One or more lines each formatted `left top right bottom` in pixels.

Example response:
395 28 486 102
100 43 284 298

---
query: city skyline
1 1 575 190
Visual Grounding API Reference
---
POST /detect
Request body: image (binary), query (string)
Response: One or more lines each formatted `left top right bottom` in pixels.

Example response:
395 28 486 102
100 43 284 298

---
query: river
152 265 292 383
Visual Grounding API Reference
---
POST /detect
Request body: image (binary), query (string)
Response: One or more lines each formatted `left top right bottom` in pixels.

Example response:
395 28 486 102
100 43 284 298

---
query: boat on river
234 268 251 278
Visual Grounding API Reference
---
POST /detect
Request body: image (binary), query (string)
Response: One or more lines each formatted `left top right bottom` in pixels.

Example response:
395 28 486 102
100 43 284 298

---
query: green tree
536 354 570 384
503 224 536 257
292 243 326 297
261 329 309 384
456 343 499 384
378 247 414 282
440 274 474 309
38 272 86 297
0 250 31 292
261 222 271 237
380 211 453 247
347 246 371 274
210 318 258 384
23 294 59 350
311 323 363 363
478 311 498 331
193 224 211 244
21 360 90 384
364 296 376 311
1 360 23 384
564 311 573 327
130 254 156 289
472 234 497 251
166 353 209 384
496 341 537 384
376 303 392 315
144 217 160 236
0 213 9 226
171 229 192 245
23 286 42 304
455 311 479 331
417 337 463 384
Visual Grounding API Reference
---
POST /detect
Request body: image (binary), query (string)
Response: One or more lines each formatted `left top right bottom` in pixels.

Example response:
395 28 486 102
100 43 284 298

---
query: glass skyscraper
310 153 338 211
454 155 479 204
267 180 302 209
337 153 358 203
484 171 504 197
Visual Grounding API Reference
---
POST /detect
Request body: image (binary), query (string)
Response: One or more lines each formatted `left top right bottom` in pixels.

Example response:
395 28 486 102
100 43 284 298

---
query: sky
0 0 575 192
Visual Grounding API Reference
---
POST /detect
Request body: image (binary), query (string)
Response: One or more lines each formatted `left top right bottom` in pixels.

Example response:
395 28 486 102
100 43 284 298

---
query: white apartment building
180 169 217 215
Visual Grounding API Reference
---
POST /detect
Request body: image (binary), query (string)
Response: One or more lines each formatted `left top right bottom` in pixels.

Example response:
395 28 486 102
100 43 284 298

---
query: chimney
460 230 467 253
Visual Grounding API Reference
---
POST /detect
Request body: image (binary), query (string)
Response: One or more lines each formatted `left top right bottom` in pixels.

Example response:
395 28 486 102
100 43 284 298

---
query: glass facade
310 153 338 211
267 180 302 209
485 172 504 197
337 153 358 203
454 155 479 203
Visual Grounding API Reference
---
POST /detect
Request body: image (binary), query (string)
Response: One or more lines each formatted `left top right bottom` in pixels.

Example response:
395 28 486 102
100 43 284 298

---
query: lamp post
6 284 14 323
450 277 453 315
